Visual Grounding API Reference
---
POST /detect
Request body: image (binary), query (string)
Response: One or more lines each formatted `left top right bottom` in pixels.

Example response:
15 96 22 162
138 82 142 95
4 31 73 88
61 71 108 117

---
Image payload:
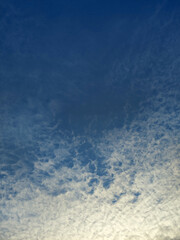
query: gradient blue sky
0 0 180 239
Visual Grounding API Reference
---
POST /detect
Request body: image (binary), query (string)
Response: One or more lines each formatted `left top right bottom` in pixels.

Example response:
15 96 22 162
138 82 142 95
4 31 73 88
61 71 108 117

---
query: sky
0 0 180 239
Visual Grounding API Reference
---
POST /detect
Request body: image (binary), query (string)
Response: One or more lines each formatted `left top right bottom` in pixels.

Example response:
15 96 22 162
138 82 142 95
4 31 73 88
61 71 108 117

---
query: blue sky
0 0 180 239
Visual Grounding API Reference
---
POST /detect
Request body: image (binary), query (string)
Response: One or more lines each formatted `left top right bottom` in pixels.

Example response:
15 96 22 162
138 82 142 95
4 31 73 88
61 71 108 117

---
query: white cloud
0 85 180 240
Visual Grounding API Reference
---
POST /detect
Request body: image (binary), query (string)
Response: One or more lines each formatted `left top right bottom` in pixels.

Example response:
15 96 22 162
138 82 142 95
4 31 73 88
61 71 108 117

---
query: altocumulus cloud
1 83 180 240
0 1 180 240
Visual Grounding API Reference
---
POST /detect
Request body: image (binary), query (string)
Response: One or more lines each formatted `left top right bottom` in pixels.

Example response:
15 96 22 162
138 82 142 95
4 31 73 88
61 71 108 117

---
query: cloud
1 78 180 240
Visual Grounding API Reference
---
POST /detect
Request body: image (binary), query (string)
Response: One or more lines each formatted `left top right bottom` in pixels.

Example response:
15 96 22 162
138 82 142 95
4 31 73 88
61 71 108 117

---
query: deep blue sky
1 0 179 134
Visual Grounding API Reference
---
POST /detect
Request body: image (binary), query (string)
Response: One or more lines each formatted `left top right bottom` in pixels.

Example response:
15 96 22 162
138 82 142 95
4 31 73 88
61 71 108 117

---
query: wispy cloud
1 79 180 239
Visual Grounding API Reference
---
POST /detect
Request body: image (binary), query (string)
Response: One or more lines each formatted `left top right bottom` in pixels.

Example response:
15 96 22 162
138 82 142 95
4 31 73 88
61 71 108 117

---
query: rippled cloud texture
0 0 180 239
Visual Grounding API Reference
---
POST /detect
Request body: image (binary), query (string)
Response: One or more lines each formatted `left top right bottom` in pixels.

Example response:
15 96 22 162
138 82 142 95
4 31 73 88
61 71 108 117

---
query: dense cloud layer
0 1 180 239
